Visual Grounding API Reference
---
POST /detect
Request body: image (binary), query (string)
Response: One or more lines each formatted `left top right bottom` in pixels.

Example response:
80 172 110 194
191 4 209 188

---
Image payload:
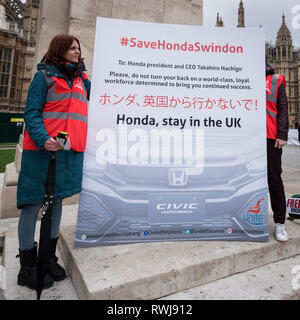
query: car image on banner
75 132 268 246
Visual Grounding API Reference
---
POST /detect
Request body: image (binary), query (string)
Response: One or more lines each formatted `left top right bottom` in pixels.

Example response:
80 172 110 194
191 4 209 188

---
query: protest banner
287 197 300 218
75 18 268 246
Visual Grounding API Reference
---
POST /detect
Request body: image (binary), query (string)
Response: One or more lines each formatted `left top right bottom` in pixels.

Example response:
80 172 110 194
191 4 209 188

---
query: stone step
160 254 300 300
2 219 78 300
2 204 300 300
59 204 300 300
0 163 20 219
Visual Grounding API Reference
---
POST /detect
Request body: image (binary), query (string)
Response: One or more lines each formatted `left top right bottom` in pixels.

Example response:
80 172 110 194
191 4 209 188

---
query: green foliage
0 149 16 172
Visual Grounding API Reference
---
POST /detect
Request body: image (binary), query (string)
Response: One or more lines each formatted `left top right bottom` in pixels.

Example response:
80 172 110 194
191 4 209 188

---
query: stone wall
34 0 203 76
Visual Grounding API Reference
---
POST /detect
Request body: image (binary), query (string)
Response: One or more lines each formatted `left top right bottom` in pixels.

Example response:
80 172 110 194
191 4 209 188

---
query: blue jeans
18 199 63 251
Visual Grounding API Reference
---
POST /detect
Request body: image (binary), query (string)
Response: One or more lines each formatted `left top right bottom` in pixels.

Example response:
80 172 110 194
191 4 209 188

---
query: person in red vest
16 35 91 290
266 63 289 241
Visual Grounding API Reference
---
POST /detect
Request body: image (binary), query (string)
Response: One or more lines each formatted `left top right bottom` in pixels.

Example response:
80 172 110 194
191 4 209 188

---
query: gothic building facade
0 0 39 113
216 0 300 128
266 15 300 128
237 0 245 28
216 0 245 27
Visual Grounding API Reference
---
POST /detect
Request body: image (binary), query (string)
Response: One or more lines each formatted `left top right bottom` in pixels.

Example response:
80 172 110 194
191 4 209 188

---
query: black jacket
266 68 289 141
276 83 289 141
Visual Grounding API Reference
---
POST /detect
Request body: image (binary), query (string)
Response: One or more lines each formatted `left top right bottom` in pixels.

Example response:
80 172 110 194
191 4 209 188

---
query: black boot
46 238 66 281
17 242 54 290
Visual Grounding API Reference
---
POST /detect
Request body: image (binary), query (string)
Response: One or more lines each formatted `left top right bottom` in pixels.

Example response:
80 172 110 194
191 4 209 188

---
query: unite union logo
243 198 264 226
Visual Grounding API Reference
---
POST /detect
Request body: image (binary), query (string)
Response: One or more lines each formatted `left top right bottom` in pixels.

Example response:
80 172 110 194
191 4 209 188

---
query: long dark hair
42 34 84 68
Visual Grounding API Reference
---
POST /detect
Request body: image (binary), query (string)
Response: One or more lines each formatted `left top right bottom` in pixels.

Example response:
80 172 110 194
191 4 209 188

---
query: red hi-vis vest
23 70 88 151
266 74 286 139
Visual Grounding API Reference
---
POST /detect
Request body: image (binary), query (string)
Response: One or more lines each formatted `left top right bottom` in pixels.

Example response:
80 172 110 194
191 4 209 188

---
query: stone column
68 0 101 76
33 0 70 69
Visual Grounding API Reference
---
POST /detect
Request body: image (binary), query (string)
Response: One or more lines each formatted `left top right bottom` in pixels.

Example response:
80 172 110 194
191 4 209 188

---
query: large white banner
75 18 268 246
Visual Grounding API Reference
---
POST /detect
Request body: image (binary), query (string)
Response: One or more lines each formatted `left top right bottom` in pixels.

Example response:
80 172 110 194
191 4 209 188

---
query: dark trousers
267 139 286 224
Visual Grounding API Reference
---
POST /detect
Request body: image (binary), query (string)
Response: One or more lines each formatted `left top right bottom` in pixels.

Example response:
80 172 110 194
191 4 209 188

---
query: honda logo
169 168 188 186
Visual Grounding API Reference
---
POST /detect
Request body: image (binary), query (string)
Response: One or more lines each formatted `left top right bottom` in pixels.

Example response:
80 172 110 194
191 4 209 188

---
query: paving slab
1 219 78 300
1 201 300 300
160 254 300 300
282 167 300 194
59 203 300 300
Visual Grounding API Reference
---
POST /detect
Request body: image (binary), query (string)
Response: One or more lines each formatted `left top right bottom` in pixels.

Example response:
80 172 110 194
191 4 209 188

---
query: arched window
0 47 12 99
0 46 21 104
10 51 19 100
282 46 286 59
277 47 280 60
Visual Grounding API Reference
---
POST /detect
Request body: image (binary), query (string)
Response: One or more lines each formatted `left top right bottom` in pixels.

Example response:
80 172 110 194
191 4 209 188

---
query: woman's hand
274 139 287 149
43 138 62 151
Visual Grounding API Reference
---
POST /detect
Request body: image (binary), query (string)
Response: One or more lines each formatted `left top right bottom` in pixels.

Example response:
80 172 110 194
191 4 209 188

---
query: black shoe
17 242 54 290
46 238 66 281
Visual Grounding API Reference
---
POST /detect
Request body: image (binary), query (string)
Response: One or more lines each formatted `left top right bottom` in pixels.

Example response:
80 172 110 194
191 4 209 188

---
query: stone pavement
282 145 300 195
0 172 78 300
0 218 78 300
57 204 300 300
1 203 300 300
161 254 300 300
0 145 300 300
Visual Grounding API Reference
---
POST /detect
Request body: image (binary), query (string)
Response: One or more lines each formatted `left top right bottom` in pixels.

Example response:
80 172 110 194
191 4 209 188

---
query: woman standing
17 34 91 290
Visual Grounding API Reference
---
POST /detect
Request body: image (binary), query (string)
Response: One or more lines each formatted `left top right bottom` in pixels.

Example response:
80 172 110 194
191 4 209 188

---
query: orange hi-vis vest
266 73 286 139
23 70 88 151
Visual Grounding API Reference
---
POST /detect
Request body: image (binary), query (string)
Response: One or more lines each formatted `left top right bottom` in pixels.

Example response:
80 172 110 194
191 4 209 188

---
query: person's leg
18 198 63 248
18 203 41 251
17 202 54 289
267 139 286 224
47 198 66 281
